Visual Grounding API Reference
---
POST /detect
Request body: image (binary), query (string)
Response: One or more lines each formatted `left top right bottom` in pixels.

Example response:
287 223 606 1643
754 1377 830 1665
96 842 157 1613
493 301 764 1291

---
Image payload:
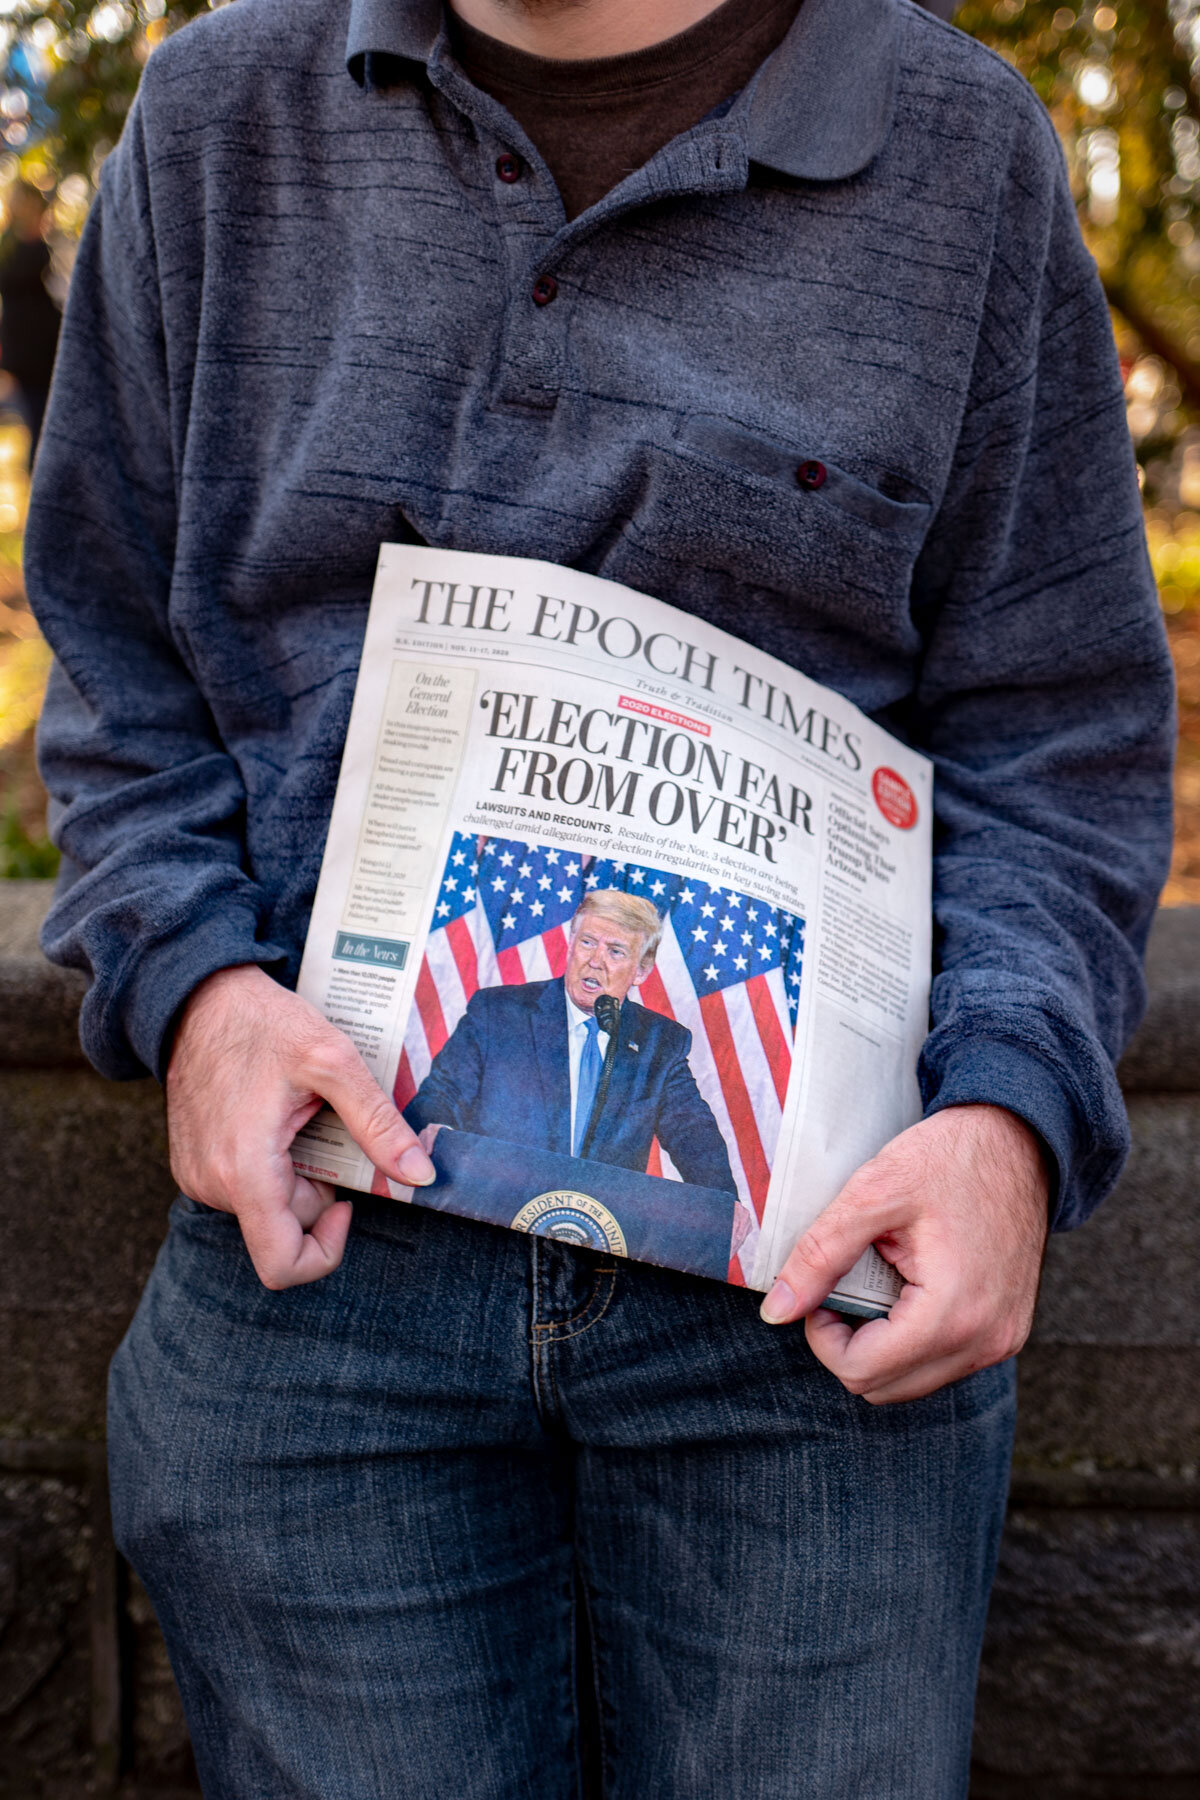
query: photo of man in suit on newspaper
405 889 738 1196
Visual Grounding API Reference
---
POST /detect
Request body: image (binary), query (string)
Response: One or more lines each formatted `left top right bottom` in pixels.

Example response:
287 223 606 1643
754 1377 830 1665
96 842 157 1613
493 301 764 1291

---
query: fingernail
760 1278 797 1325
398 1146 435 1186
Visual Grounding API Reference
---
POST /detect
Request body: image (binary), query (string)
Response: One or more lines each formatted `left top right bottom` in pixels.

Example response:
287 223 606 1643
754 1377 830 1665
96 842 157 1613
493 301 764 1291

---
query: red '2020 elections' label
871 767 918 831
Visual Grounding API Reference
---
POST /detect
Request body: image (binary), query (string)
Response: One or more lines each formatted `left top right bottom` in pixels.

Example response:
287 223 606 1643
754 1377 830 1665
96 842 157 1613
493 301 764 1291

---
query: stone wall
0 881 1196 1798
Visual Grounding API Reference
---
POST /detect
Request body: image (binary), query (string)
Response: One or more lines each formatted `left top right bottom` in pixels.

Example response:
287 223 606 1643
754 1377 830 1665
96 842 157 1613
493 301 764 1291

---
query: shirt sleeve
26 86 286 1082
909 98 1176 1231
403 995 487 1135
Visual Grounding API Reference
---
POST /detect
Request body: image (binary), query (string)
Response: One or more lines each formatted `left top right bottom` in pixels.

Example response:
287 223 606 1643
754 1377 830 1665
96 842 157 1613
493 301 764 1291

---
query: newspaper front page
292 547 932 1314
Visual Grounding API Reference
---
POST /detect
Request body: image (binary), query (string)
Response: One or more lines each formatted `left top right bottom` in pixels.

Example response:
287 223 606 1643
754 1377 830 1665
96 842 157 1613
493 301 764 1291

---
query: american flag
393 832 804 1285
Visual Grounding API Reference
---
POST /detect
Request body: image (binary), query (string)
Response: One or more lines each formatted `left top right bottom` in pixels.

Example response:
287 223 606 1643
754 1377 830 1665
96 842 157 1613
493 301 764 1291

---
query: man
27 0 1173 1794
0 180 60 466
407 890 738 1192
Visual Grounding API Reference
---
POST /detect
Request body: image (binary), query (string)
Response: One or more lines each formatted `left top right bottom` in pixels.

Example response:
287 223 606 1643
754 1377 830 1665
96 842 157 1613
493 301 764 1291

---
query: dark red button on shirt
532 275 558 307
796 459 826 490
495 154 521 183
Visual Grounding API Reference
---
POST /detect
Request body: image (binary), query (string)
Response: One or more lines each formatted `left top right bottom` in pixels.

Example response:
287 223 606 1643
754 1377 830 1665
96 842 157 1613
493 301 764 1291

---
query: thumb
760 1174 895 1325
305 1036 435 1188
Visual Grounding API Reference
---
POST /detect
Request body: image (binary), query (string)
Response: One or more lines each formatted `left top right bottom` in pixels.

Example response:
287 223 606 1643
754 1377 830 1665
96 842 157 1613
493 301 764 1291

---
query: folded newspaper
292 546 931 1318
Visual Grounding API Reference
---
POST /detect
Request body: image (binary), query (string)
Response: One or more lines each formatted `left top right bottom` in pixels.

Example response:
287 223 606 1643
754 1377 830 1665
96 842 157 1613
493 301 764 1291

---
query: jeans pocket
949 1355 1018 1424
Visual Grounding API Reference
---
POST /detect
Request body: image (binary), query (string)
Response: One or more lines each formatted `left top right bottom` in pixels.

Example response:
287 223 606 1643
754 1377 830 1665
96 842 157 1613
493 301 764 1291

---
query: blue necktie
573 1014 603 1157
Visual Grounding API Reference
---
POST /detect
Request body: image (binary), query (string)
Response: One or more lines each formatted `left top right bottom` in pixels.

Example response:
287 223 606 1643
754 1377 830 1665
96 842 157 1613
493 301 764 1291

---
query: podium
419 1129 737 1283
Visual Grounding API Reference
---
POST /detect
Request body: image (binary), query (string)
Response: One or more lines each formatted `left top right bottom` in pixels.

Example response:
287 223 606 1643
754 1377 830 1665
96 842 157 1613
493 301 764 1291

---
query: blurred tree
2 0 1200 883
958 3 1200 408
0 0 1197 496
0 0 208 183
3 0 1199 411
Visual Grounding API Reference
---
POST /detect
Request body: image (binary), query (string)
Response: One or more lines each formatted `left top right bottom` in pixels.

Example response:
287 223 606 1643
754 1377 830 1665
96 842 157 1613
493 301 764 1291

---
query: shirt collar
565 990 603 1035
745 0 903 180
346 0 441 73
345 0 903 183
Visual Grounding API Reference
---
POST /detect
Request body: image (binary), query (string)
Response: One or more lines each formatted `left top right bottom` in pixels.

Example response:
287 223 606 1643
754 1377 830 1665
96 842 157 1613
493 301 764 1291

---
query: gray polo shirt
27 0 1174 1230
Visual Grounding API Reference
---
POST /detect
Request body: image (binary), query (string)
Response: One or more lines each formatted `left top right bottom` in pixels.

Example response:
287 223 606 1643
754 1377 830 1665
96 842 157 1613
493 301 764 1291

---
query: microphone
579 994 621 1160
593 993 620 1036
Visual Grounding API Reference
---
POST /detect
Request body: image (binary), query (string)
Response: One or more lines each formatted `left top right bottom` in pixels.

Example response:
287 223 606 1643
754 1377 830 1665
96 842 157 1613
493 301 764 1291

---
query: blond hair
572 889 663 966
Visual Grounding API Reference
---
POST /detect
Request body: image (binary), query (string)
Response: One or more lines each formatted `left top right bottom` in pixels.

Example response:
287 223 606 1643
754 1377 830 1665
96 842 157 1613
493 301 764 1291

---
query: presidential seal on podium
419 1129 736 1281
511 1191 628 1256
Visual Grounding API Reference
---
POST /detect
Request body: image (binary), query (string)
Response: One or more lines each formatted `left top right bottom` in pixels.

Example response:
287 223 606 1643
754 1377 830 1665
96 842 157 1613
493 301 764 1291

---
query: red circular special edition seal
871 767 918 830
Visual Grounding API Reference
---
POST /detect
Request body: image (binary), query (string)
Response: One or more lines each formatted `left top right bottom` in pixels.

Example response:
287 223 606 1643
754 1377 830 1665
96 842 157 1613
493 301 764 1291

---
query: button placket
481 136 571 411
493 261 569 408
483 124 745 415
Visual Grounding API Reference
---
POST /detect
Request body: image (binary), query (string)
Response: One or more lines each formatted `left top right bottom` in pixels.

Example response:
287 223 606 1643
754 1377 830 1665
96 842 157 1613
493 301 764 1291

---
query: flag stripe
723 981 783 1171
496 944 525 984
415 959 450 1059
767 962 792 1045
444 913 479 1001
393 1046 417 1111
400 1015 432 1093
699 989 772 1220
650 924 754 1209
471 904 501 990
746 974 791 1110
424 929 468 1035
636 965 676 1021
519 935 554 982
543 925 570 977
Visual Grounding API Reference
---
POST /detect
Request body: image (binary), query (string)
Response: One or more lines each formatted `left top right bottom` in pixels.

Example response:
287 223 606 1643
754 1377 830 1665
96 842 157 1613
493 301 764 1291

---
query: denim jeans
108 1194 1015 1799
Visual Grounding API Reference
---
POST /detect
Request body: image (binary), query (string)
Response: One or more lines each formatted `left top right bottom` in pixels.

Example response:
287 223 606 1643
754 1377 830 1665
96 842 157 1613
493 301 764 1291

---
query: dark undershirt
448 0 804 221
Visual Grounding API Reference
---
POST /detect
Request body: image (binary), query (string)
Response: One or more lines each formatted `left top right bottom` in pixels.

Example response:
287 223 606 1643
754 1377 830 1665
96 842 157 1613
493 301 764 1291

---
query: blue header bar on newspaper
332 932 410 969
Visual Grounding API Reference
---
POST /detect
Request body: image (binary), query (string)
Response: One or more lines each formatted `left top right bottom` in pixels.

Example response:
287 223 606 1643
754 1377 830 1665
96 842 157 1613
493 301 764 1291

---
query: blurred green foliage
1 3 1200 589
0 799 58 875
0 2 1198 545
960 1 1200 411
3 0 1200 887
947 1 1200 566
0 3 210 871
2 1 1198 417
0 0 208 181
0 0 1198 393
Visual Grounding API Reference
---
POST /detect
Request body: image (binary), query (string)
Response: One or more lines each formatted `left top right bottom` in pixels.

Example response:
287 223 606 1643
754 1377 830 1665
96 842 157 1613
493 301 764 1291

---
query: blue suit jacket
406 978 736 1195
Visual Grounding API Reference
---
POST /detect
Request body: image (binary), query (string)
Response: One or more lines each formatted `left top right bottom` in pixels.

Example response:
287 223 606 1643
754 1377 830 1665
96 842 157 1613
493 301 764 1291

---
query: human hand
417 1122 445 1156
166 965 434 1291
760 1105 1050 1403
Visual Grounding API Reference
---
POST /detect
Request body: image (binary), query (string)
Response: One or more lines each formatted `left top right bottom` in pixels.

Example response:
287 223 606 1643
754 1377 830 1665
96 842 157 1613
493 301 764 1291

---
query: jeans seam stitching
569 1553 584 1800
543 1268 617 1343
530 1261 616 1338
531 1270 603 1335
548 1333 564 1418
528 1238 554 1426
576 1560 612 1795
